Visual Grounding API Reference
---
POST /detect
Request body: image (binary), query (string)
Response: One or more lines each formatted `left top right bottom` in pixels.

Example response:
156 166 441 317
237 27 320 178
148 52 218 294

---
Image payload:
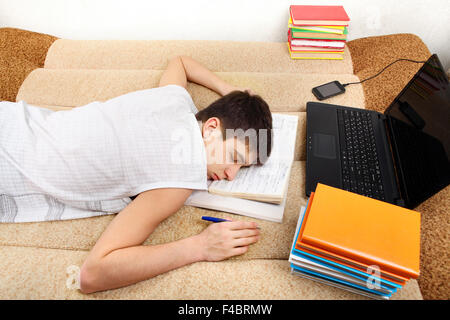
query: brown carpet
348 33 450 300
348 33 431 113
0 28 57 102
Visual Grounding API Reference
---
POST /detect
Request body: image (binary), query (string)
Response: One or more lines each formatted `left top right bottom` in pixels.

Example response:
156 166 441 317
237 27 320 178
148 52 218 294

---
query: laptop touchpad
313 133 337 160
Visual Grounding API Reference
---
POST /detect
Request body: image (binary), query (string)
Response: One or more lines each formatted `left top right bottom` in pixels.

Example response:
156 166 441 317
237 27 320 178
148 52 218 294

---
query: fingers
200 218 260 261
231 228 259 239
233 235 259 247
226 220 259 231
221 220 260 256
231 246 249 256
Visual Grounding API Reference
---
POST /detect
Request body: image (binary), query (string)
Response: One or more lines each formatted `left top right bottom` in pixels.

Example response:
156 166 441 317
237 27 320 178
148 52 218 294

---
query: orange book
296 192 407 285
296 184 421 279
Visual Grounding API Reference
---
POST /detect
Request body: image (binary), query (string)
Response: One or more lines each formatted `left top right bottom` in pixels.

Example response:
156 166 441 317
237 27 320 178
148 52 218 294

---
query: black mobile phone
312 81 346 100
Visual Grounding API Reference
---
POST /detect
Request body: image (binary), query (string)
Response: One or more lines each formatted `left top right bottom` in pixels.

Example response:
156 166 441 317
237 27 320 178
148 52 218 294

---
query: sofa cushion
0 28 57 102
44 39 354 74
0 245 422 300
17 69 365 112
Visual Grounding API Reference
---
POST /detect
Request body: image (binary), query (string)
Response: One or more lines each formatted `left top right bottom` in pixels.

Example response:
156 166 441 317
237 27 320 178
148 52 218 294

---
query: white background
0 0 449 69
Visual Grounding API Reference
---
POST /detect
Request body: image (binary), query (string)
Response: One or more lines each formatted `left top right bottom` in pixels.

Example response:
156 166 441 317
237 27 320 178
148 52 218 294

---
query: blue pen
201 216 261 229
201 216 231 223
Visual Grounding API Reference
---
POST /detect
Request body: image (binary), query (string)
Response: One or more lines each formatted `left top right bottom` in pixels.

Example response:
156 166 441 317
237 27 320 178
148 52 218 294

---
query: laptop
305 54 450 209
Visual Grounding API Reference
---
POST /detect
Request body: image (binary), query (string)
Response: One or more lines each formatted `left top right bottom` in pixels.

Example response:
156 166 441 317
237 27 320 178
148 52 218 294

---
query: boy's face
201 117 256 181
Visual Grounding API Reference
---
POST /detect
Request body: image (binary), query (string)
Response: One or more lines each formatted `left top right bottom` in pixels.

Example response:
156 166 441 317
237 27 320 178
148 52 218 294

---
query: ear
202 117 221 140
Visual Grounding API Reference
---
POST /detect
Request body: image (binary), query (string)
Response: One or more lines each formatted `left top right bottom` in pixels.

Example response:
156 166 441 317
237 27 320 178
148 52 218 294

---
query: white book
290 269 389 300
289 256 392 295
185 183 287 223
185 113 298 222
290 39 346 48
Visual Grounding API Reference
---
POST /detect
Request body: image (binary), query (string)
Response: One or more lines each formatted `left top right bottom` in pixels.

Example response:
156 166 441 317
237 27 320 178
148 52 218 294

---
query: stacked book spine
289 183 421 299
287 5 350 60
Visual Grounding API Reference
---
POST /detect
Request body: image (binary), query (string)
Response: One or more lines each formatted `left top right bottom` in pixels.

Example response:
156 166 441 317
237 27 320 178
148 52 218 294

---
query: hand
196 218 260 262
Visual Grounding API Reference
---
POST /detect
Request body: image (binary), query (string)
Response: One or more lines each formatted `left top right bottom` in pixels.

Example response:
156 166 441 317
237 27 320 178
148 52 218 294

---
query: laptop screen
385 54 450 209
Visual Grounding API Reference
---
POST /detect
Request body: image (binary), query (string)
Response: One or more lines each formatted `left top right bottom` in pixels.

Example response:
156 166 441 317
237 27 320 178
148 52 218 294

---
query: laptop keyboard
337 109 385 201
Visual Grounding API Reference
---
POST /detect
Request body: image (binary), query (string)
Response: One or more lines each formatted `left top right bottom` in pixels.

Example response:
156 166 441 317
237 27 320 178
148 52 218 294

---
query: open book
185 113 298 222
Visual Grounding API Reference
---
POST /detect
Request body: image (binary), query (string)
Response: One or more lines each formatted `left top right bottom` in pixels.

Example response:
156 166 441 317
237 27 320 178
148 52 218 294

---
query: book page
267 113 299 163
208 113 298 198
209 161 291 197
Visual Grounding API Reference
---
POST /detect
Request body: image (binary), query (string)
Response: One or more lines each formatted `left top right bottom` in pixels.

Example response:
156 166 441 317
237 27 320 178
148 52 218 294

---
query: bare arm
79 188 195 293
79 188 260 293
158 55 245 96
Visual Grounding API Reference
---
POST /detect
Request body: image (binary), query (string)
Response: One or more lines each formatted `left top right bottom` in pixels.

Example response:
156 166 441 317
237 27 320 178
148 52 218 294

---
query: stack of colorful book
287 5 350 60
289 183 421 299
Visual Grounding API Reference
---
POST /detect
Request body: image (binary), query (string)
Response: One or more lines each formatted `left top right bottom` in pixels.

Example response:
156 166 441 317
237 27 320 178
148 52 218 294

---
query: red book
290 5 350 26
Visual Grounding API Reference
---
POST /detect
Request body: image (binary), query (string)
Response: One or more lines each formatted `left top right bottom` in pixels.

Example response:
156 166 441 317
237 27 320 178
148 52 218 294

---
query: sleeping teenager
0 56 273 293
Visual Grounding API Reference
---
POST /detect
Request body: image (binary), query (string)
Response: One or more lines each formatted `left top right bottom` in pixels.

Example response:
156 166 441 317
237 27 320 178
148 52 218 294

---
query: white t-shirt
0 85 207 222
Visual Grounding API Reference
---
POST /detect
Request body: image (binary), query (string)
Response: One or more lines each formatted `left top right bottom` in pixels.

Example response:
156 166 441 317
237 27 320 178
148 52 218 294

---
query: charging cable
342 58 427 87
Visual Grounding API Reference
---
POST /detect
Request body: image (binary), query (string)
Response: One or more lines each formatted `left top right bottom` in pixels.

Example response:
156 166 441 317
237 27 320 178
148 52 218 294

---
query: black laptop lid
384 54 450 209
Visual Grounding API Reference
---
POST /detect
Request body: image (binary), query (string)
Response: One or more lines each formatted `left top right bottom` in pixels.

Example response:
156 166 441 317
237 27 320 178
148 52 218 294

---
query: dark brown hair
195 90 272 165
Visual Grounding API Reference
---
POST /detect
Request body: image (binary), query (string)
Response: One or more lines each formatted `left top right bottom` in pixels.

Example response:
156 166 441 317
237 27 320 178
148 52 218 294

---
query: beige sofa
1 28 443 299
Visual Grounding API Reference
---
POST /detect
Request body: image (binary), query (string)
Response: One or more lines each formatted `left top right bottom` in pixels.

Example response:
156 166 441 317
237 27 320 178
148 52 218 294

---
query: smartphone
312 81 346 100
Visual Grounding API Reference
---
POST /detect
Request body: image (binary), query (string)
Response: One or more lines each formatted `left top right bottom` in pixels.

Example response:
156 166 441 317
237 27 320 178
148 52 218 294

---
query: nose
224 165 242 181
